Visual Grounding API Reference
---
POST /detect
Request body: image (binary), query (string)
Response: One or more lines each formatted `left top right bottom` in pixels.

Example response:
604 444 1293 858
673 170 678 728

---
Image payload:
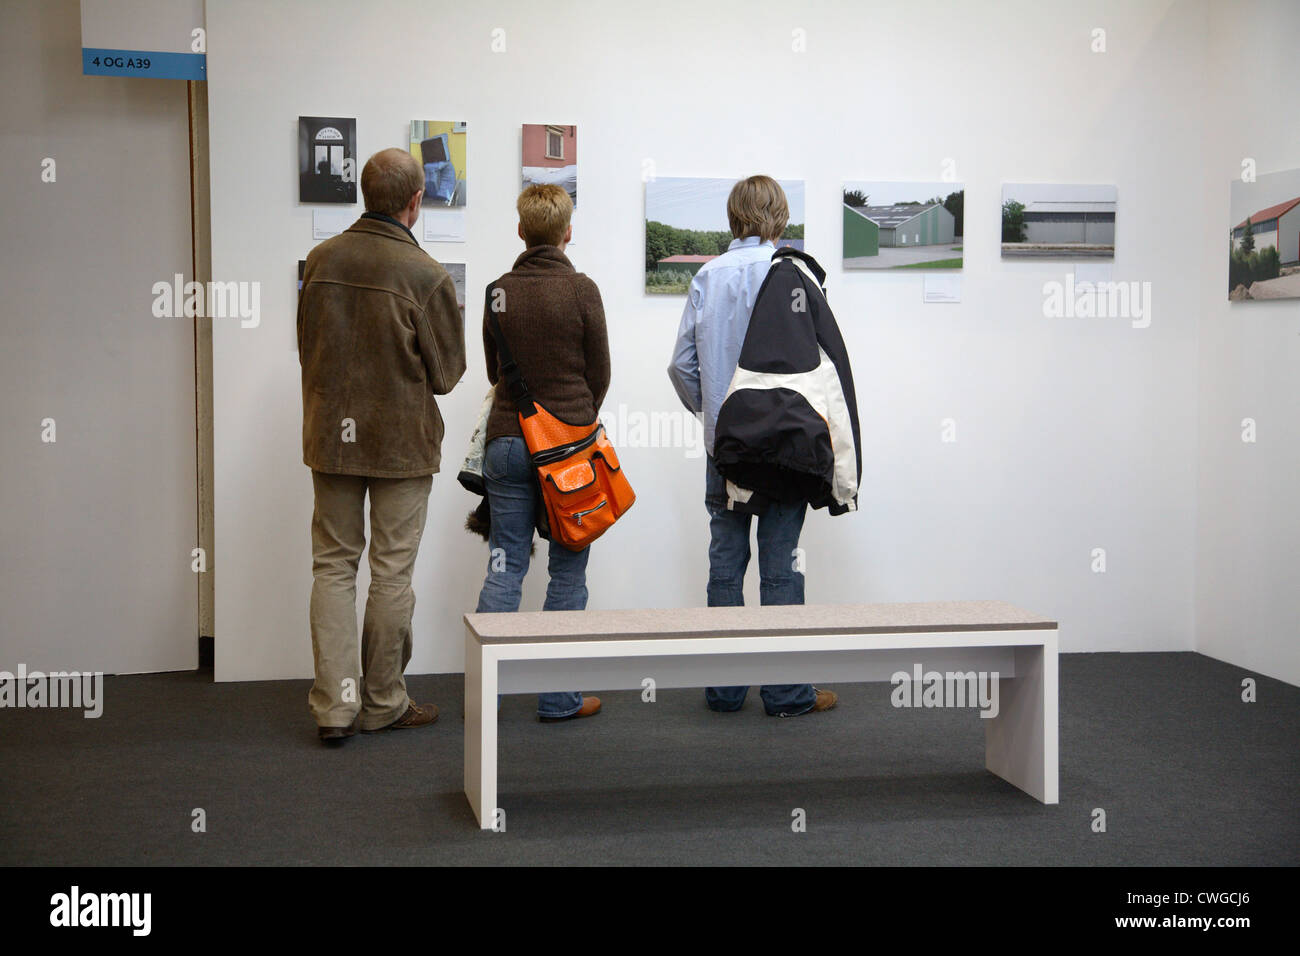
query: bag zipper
531 426 603 466
571 501 608 526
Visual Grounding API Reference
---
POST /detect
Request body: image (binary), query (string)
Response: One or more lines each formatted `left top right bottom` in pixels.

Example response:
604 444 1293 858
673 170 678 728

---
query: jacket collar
349 212 420 247
773 246 826 286
511 244 575 273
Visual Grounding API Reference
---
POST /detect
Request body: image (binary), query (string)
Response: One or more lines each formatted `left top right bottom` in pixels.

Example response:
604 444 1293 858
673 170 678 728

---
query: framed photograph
442 261 466 316
1228 167 1300 300
522 124 576 206
644 177 805 295
1001 183 1116 259
298 116 357 204
409 120 466 208
843 181 963 270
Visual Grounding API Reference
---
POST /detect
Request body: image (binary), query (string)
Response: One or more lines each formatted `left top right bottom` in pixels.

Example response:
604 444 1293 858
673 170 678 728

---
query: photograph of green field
842 181 964 270
645 177 805 294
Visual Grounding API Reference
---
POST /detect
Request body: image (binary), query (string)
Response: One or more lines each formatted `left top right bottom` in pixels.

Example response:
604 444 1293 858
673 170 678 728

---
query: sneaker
362 701 438 733
538 696 601 723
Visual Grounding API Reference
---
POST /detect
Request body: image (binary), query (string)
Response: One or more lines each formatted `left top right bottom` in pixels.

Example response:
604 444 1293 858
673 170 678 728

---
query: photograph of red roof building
1228 167 1300 300
644 176 805 295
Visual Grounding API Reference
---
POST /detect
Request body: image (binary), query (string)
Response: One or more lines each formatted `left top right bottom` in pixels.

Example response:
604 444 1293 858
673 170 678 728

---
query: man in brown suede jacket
298 148 466 743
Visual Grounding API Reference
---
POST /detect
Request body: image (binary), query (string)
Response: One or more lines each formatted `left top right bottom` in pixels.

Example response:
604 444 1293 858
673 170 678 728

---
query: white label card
1074 262 1114 285
312 208 353 240
923 274 962 303
423 208 466 242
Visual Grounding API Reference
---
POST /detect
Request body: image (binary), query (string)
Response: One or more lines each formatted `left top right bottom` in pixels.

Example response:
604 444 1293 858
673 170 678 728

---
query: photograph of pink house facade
521 124 577 206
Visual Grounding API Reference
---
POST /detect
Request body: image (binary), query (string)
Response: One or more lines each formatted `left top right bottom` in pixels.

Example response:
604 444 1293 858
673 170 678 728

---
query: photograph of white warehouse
1023 200 1115 243
1001 183 1117 258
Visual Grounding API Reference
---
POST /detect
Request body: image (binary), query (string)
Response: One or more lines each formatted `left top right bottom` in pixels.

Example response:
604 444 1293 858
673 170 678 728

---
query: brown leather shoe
810 688 838 712
538 696 601 723
775 688 837 717
318 716 358 743
362 701 438 733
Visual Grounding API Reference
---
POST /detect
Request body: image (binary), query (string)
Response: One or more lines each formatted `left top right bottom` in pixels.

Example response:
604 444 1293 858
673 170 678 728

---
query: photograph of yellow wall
409 120 466 207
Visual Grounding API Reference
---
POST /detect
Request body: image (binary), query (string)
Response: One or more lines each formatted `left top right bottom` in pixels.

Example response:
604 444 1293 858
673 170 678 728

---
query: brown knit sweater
483 245 610 441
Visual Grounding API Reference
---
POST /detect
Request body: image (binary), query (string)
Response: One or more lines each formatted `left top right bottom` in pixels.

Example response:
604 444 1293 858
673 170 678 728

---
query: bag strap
484 282 537 418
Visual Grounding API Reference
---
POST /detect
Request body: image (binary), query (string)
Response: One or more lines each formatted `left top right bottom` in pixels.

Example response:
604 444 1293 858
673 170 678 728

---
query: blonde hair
727 175 789 241
517 184 573 247
361 148 423 216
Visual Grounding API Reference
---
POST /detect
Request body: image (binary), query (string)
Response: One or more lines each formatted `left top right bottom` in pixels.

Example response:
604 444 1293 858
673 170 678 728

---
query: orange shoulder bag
487 298 634 551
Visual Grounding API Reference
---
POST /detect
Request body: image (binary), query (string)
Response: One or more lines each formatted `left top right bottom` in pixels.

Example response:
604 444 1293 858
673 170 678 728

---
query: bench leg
463 633 498 829
984 636 1059 804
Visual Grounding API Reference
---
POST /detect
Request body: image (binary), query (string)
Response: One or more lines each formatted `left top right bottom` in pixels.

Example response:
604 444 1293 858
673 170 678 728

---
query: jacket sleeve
667 278 703 413
296 258 310 358
577 276 611 410
416 273 467 396
482 282 499 386
296 280 306 359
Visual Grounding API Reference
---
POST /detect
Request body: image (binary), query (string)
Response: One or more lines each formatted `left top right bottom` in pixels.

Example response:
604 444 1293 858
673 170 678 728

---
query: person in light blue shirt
667 175 838 719
667 233 773 453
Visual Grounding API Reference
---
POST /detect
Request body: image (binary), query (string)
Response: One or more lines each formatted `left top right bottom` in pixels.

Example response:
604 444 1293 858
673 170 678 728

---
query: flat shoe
538 696 601 723
362 701 438 732
318 716 358 742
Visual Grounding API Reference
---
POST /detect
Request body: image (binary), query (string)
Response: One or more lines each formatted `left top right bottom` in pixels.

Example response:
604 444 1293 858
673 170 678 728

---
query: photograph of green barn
842 181 963 270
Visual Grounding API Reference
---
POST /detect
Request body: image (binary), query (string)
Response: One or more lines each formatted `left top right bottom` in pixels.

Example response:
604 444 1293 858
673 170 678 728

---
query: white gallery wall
1195 1 1300 685
204 0 1291 683
0 0 198 674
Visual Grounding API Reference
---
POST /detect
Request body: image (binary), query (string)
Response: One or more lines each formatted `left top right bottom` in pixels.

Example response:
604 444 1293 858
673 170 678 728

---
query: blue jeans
704 456 816 717
475 436 588 718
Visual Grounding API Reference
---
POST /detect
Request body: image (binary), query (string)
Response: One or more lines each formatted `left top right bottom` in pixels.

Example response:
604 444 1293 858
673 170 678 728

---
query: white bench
464 600 1058 828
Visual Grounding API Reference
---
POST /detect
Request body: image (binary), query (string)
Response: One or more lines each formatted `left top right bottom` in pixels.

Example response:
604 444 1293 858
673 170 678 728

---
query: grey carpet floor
0 651 1295 866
